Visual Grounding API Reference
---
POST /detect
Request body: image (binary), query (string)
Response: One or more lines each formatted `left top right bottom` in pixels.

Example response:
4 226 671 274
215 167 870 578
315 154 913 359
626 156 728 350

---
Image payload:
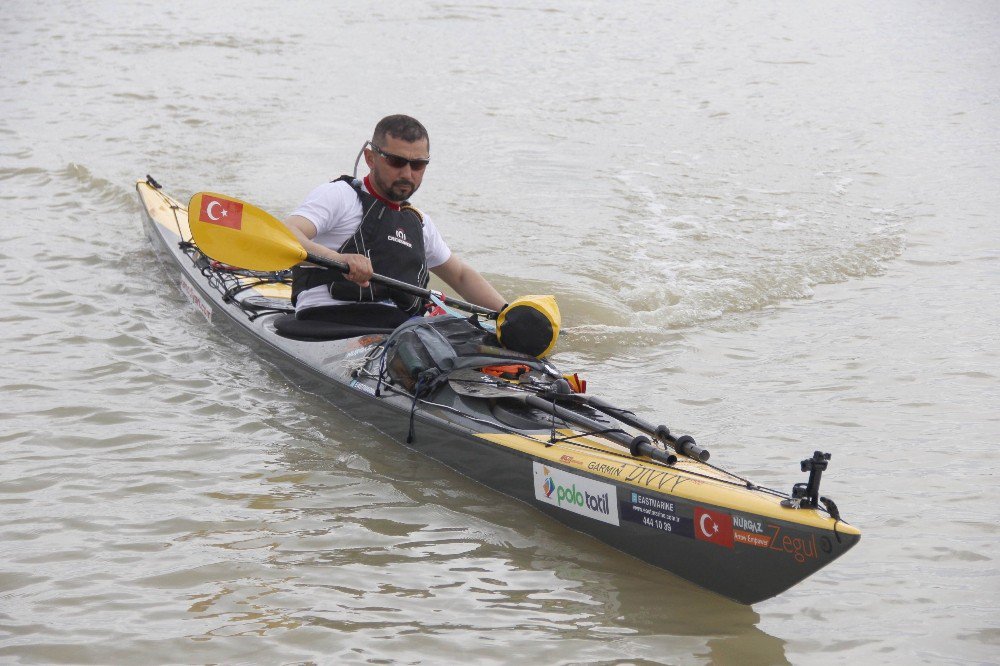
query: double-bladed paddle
186 192 500 318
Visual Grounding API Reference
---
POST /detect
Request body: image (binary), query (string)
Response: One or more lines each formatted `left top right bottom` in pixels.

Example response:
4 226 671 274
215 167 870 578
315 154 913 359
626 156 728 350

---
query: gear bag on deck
382 316 556 394
496 294 561 358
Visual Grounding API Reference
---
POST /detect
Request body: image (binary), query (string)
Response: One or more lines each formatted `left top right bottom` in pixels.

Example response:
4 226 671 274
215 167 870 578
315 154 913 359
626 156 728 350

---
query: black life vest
292 176 429 315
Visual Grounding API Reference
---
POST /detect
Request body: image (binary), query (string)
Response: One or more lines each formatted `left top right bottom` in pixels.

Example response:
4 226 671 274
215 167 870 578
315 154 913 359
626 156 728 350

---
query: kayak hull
137 179 859 604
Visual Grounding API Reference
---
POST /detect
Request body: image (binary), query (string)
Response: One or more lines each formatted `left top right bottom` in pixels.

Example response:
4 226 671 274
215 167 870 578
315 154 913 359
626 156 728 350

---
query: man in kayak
283 114 506 327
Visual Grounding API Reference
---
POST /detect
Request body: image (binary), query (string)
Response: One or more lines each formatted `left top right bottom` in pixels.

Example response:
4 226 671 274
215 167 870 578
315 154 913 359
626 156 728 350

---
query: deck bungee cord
144 177 296 321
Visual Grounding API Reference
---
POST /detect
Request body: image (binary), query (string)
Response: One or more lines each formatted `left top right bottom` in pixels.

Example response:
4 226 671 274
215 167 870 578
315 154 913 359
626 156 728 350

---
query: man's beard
373 171 418 202
386 178 416 201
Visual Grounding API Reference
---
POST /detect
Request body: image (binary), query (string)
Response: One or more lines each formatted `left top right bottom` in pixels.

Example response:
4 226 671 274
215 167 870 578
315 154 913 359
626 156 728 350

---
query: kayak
136 176 860 604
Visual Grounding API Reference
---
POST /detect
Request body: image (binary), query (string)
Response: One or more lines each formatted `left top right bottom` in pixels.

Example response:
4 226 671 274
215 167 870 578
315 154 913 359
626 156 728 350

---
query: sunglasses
368 141 430 171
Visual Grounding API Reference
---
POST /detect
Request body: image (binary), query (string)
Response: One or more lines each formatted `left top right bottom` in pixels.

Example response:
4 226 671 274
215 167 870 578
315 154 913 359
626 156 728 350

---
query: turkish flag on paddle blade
694 507 734 548
198 195 243 230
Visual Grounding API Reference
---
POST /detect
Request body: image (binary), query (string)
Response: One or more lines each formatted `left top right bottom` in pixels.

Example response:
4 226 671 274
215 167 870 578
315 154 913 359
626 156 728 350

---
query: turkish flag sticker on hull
695 507 734 548
199 195 243 230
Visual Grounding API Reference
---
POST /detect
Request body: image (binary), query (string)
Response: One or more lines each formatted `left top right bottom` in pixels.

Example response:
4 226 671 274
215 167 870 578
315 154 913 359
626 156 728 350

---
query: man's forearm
455 272 505 311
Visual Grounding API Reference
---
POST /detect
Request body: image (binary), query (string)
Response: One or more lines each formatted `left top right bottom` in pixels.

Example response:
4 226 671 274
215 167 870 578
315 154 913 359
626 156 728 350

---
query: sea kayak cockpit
271 314 395 342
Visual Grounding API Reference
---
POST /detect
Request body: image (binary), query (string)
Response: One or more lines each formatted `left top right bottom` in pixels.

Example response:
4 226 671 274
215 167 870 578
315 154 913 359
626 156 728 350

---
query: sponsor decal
560 454 580 465
621 491 693 536
621 497 822 560
587 461 624 477
766 524 819 563
695 507 734 548
179 276 212 322
541 475 555 497
387 228 413 248
199 195 243 230
635 493 673 513
732 514 765 534
734 530 771 548
344 334 387 357
621 463 699 493
349 379 377 397
732 514 769 547
533 462 619 526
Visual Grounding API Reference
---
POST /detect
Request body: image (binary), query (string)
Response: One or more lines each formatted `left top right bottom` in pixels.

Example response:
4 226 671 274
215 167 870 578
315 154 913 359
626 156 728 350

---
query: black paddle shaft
522 394 677 466
558 393 710 462
305 252 499 318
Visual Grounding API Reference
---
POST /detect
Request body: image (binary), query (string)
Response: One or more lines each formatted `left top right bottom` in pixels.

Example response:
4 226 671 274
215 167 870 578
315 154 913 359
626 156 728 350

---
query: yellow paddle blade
187 192 307 272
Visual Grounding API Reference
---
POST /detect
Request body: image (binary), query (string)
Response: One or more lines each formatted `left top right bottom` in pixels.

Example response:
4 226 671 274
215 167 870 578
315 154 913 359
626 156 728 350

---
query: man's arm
430 255 506 311
284 215 373 287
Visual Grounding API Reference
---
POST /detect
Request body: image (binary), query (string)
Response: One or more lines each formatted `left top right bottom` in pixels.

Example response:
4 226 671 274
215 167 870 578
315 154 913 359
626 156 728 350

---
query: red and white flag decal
695 507 734 548
198 195 243 230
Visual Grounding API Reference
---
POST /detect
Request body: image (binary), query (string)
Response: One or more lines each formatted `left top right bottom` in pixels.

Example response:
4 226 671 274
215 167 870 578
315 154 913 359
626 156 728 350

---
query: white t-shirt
290 178 452 311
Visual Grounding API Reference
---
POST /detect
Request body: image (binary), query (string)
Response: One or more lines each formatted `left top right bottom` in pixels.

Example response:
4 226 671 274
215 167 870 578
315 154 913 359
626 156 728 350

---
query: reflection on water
146 433 789 664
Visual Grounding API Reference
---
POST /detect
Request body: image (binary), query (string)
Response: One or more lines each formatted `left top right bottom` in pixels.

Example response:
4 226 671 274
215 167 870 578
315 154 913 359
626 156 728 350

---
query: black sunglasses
368 141 430 171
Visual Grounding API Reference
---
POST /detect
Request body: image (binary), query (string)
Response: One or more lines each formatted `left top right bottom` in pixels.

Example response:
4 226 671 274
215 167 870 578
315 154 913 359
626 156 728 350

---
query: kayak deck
136 177 860 604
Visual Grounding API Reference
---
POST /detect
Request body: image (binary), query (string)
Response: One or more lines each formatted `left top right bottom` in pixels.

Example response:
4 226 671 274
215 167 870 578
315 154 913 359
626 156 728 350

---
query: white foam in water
602 166 905 332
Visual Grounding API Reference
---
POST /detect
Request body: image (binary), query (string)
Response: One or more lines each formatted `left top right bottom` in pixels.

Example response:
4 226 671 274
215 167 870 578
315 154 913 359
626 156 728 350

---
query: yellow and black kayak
136 176 860 605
